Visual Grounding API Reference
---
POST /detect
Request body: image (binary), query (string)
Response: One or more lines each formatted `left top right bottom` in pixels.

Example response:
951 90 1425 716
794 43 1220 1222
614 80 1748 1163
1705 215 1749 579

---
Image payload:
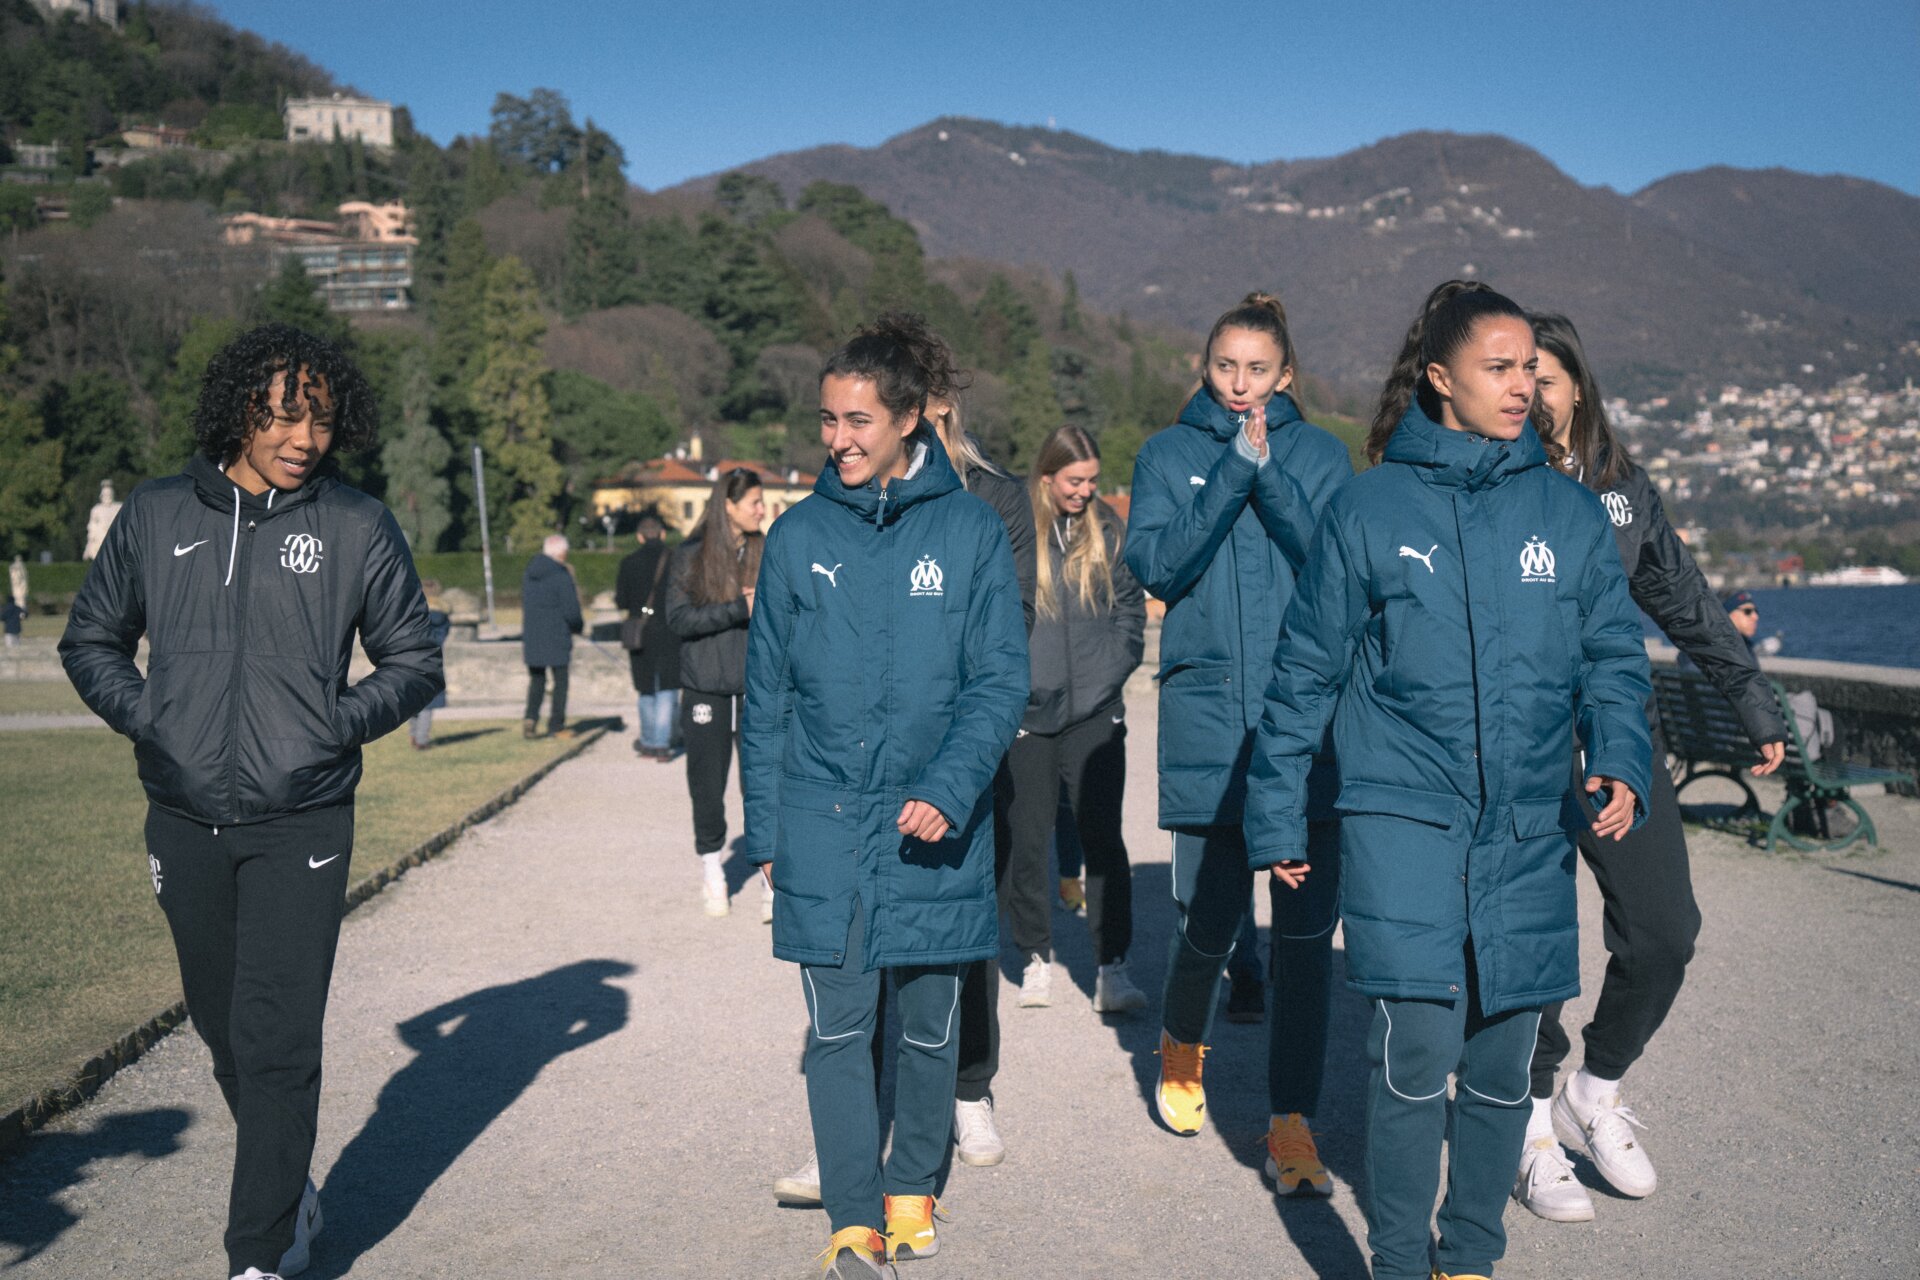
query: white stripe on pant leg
804 969 868 1042
1462 1010 1544 1105
902 974 963 1049
1277 917 1338 941
1380 1000 1448 1102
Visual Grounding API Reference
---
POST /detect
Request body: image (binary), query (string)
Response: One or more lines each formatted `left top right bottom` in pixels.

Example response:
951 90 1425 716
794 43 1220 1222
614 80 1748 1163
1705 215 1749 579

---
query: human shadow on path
313 959 632 1273
1824 865 1920 895
0 1107 191 1265
421 726 503 749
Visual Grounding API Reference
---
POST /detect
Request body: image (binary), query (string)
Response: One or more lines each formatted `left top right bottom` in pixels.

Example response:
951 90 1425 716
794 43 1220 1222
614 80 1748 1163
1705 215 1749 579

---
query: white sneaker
702 875 729 917
1513 1134 1595 1222
275 1177 321 1275
1016 953 1051 1008
953 1097 1006 1166
1553 1081 1657 1197
772 1150 821 1206
1093 960 1147 1013
232 1270 284 1280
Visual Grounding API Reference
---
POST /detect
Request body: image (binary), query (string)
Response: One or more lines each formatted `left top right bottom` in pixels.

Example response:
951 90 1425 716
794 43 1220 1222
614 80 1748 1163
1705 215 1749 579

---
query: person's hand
897 799 950 842
1587 775 1640 841
1242 403 1269 458
760 863 772 888
1751 740 1785 776
1269 859 1310 889
741 586 755 615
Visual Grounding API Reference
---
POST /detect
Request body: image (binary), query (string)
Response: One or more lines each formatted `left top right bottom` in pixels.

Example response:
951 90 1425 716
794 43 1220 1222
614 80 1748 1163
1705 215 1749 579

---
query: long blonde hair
1029 425 1115 620
928 393 1001 491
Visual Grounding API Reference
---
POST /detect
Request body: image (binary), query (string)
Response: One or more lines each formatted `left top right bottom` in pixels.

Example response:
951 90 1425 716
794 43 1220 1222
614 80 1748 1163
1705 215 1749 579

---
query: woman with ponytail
741 313 1027 1276
1245 280 1654 1280
1510 313 1785 1224
1123 291 1353 1192
1002 425 1148 1014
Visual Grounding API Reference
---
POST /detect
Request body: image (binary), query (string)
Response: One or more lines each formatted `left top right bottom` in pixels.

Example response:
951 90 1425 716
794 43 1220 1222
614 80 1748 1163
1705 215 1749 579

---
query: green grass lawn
0 682 90 716
0 721 581 1110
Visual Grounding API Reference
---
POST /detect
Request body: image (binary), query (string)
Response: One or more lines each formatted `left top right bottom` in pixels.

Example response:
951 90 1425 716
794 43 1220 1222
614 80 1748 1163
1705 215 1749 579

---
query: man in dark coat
521 534 583 738
615 511 681 759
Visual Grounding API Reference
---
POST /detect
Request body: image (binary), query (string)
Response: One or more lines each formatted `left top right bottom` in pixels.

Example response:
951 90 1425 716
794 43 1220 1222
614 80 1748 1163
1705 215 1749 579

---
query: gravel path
1 688 1916 1278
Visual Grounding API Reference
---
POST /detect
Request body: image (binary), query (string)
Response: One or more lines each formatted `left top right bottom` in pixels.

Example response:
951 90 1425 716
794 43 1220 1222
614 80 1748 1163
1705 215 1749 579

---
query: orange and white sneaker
1263 1113 1332 1196
817 1226 895 1277
1155 1032 1208 1134
883 1195 944 1262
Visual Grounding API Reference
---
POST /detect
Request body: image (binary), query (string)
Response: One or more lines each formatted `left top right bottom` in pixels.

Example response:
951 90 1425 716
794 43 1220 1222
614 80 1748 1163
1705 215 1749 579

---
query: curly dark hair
192 323 378 463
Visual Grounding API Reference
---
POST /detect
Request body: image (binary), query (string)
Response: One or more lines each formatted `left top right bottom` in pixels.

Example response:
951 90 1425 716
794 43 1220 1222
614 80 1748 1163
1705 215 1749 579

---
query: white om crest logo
909 555 944 597
1601 491 1634 527
280 533 325 574
1519 536 1557 583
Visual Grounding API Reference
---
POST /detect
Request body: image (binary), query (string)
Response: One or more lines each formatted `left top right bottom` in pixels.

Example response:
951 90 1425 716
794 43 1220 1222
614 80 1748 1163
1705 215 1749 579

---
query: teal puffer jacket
1124 389 1352 828
741 430 1029 970
1245 407 1653 1014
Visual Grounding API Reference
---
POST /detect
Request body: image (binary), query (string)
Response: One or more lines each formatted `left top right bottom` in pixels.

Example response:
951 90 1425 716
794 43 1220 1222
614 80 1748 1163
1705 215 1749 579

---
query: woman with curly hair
61 323 444 1280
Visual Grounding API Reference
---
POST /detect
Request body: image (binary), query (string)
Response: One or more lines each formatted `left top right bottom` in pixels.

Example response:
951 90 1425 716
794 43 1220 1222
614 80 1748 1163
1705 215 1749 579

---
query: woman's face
1534 347 1577 449
1204 326 1292 415
725 485 765 537
1427 316 1537 440
228 368 335 494
820 374 916 488
1042 458 1100 517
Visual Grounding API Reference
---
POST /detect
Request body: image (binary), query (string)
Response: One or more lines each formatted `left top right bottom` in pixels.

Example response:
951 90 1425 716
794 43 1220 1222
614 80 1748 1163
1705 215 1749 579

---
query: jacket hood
813 425 961 524
1381 402 1548 492
525 553 571 583
1175 387 1304 443
185 452 336 515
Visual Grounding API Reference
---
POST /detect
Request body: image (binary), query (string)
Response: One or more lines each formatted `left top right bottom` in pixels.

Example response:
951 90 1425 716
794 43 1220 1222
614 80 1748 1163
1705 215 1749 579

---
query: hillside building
222 201 416 312
589 442 816 534
120 124 192 150
284 95 394 149
31 0 120 25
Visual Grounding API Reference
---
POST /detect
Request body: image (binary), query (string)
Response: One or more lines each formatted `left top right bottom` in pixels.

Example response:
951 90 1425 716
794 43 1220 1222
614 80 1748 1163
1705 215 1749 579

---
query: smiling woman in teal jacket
742 313 1027 1277
1245 281 1653 1280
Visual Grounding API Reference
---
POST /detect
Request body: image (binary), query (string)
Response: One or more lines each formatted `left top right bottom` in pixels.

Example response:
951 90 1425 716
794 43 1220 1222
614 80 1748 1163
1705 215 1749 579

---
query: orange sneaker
1264 1113 1332 1196
1155 1031 1208 1134
817 1225 893 1277
883 1194 943 1261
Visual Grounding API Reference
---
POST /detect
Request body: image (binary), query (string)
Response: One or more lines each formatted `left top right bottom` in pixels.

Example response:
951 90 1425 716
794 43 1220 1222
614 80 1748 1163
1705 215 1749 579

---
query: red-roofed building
589 446 818 535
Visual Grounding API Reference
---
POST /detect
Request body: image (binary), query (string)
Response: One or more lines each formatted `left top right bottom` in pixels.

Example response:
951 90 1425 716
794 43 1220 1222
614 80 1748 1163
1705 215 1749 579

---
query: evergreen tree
251 256 348 344
469 257 563 551
0 394 66 560
714 172 787 227
973 275 1040 372
430 219 494 394
380 348 452 551
560 122 638 315
407 149 460 303
39 372 137 558
1060 270 1084 334
1007 337 1063 472
151 316 239 474
548 369 674 490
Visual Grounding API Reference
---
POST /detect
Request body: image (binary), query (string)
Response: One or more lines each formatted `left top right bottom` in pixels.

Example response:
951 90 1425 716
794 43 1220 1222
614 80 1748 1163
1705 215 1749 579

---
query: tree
468 256 563 551
715 172 787 227
251 256 348 344
380 348 452 551
151 315 239 474
547 369 674 490
488 88 579 173
1060 270 1084 334
1006 337 1063 472
973 274 1039 372
430 219 494 395
0 394 66 560
39 372 137 557
560 122 638 315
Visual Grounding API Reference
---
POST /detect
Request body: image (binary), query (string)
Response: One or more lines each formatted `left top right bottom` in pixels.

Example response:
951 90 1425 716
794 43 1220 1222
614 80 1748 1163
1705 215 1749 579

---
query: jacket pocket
1157 662 1238 775
773 776 858 903
1335 780 1462 830
1334 780 1468 931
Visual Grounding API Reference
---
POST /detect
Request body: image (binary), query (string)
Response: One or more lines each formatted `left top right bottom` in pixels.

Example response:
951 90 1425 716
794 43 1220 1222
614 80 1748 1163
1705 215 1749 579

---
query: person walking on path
1123 293 1353 1194
408 582 452 750
742 314 1027 1276
520 535 582 739
1 594 22 648
59 323 443 1280
1245 281 1653 1280
1003 425 1148 1017
1510 312 1787 1223
616 510 681 760
666 468 765 919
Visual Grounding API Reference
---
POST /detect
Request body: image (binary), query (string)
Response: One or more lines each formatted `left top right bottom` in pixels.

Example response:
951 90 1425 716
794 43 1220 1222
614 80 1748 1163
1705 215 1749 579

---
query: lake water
1641 582 1920 670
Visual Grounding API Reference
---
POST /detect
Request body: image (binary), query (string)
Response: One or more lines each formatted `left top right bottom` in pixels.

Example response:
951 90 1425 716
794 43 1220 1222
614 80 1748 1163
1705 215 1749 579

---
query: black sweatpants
524 664 569 732
1532 730 1701 1095
1003 708 1135 964
683 690 739 856
146 802 354 1275
953 760 1015 1103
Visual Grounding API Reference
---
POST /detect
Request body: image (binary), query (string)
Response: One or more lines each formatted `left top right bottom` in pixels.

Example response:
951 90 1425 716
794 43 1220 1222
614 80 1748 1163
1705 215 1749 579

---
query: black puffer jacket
60 454 443 826
1579 453 1788 747
1023 502 1146 734
956 446 1037 632
665 534 751 695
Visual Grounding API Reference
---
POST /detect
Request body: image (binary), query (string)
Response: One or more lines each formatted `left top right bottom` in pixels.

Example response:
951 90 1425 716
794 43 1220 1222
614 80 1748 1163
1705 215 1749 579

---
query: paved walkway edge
0 723 614 1160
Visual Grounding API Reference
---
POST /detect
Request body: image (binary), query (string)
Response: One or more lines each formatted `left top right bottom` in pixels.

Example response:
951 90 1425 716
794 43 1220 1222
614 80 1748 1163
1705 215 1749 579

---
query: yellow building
589 447 816 536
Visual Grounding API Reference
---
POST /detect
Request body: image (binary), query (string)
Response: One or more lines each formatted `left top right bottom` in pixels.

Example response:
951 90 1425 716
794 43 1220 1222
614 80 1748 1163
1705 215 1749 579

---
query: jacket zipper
226 513 258 818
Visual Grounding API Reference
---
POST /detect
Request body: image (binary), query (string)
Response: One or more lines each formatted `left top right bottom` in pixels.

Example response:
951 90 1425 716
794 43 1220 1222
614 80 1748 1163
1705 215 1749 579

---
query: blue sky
207 0 1920 196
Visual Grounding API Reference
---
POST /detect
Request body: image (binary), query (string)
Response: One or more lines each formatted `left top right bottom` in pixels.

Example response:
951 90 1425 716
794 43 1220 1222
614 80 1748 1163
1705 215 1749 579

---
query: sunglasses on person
1733 605 1758 615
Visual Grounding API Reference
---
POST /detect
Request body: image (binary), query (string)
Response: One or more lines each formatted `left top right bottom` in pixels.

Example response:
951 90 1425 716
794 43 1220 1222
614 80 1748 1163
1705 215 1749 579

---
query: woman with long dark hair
1124 291 1352 1194
1003 425 1148 1013
1246 280 1653 1280
666 466 765 918
1511 312 1786 1223
741 313 1027 1276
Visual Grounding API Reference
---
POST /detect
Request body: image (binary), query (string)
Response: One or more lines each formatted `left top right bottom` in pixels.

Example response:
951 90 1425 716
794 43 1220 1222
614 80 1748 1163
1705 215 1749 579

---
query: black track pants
524 664 570 732
1004 708 1136 964
146 802 354 1276
1532 731 1701 1095
682 690 739 856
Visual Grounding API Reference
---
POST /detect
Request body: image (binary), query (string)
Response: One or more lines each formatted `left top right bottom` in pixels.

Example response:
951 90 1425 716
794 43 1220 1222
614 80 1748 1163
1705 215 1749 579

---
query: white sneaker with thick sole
1016 953 1051 1008
275 1177 321 1276
1513 1134 1595 1222
702 876 729 917
232 1270 284 1280
1553 1082 1657 1197
952 1097 1006 1166
772 1150 821 1206
1093 960 1147 1013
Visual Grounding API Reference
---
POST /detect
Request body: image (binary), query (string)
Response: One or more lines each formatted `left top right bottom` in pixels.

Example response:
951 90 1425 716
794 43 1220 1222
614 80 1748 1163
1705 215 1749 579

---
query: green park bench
1652 666 1915 853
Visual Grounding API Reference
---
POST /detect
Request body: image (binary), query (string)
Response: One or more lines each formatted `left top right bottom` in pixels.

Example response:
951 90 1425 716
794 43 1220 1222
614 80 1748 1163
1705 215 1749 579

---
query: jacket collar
1175 387 1304 442
1381 402 1547 492
186 452 334 515
813 425 961 525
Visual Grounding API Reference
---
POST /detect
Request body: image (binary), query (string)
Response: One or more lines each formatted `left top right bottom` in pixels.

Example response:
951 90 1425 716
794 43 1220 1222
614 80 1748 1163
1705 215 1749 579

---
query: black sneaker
1226 973 1266 1024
